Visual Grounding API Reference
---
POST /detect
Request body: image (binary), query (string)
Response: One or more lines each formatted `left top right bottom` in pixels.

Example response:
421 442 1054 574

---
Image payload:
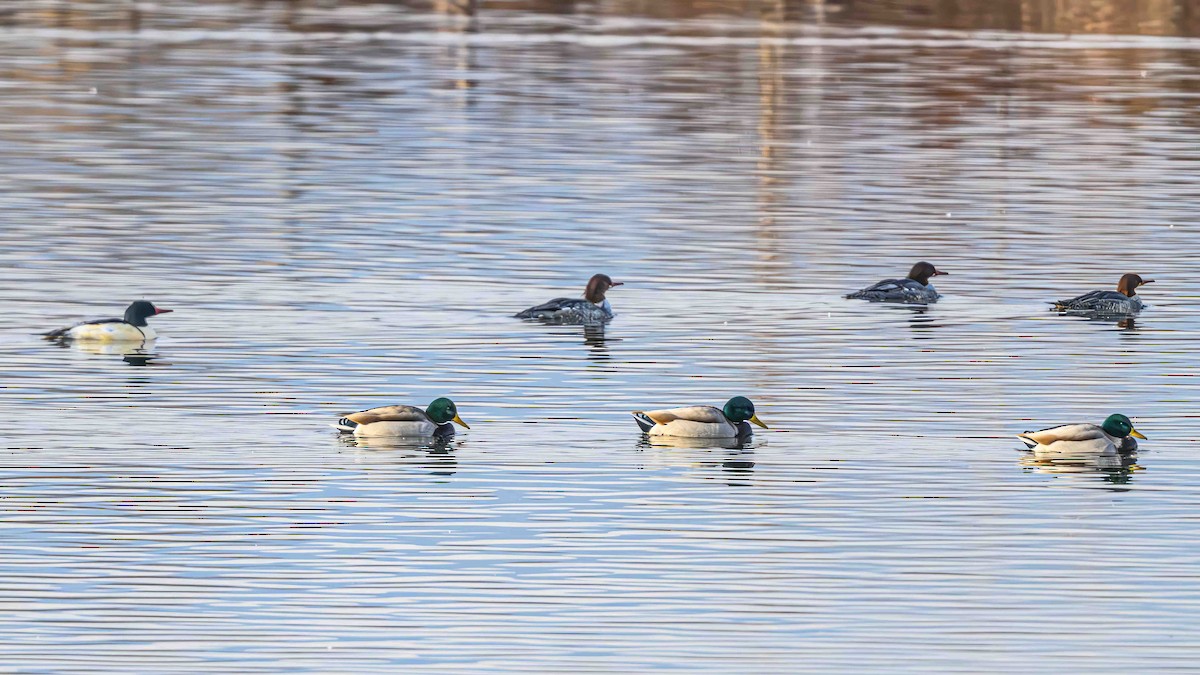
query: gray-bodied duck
1052 273 1153 315
632 396 767 438
846 262 947 304
333 397 469 438
515 274 622 324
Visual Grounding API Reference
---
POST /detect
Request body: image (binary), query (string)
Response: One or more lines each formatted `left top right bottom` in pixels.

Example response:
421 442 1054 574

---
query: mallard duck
44 300 173 341
632 396 767 438
846 262 947 304
1017 414 1146 455
1052 273 1153 315
332 397 469 437
515 274 622 324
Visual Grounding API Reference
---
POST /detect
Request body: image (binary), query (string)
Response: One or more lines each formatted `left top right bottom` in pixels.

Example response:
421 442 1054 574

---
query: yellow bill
452 414 470 429
749 414 768 429
1130 428 1146 440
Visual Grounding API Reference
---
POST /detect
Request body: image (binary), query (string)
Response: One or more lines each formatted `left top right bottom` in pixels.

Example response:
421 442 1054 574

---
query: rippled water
3 1 1200 671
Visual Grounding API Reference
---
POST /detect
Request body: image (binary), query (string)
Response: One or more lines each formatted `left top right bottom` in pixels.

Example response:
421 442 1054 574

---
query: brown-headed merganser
332 397 469 438
1052 273 1153 315
515 274 622 324
43 300 173 342
632 396 767 438
1018 414 1146 456
846 262 947 304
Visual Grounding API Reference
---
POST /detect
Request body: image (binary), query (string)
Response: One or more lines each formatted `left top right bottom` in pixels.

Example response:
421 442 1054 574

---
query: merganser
1052 273 1153 315
332 397 469 438
846 262 947 304
43 300 173 341
632 396 767 438
1018 414 1146 456
515 274 622 324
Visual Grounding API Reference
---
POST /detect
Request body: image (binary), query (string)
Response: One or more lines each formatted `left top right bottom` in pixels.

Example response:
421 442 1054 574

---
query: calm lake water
2 1 1200 671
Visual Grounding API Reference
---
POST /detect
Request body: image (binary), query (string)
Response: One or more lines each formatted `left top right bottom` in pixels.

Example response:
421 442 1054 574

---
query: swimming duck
846 262 947 304
1052 273 1153 315
43 300 173 341
515 274 622 324
632 396 767 438
1017 414 1145 455
332 397 469 438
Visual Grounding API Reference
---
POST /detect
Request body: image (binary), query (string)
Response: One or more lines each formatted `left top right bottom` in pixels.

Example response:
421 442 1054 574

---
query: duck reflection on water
1019 452 1141 487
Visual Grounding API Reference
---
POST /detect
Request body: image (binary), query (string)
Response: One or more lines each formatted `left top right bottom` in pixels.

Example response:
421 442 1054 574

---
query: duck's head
906 262 947 286
724 396 767 428
427 397 469 429
124 300 172 326
1117 273 1153 298
1102 414 1146 440
584 274 623 304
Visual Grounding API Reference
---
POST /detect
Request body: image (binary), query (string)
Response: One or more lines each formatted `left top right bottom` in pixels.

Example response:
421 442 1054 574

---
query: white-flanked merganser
846 262 947 304
515 274 622 324
332 397 469 438
632 396 767 438
44 300 173 342
1052 273 1153 315
1018 414 1146 456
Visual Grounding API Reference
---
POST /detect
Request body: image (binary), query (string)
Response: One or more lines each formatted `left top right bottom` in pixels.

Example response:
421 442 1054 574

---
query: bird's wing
347 405 430 425
643 406 727 425
1020 424 1106 445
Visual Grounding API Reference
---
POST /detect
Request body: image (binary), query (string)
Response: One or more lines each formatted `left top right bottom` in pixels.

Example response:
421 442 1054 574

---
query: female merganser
43 300 173 341
632 396 767 438
1052 273 1153 315
332 397 469 438
1018 414 1146 455
515 274 622 324
846 262 947 304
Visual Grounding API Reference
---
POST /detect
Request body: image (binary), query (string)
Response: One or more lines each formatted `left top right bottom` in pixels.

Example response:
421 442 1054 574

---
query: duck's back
45 319 152 342
515 297 611 324
846 278 939 303
1053 290 1141 315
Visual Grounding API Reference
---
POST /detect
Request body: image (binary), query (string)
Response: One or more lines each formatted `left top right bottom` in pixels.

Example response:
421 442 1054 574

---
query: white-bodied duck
515 274 622 324
846 262 947 304
44 300 173 341
1018 414 1146 455
333 397 469 438
632 396 767 438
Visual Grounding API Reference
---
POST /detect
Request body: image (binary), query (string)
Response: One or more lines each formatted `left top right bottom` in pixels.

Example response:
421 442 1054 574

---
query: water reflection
637 435 755 451
1020 452 1142 487
49 338 161 366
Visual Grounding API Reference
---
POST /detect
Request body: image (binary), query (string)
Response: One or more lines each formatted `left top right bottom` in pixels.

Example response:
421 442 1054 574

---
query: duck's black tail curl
631 412 656 433
332 417 358 433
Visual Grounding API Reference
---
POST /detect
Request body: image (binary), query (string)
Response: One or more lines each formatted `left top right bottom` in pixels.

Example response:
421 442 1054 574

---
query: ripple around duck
2 0 1200 672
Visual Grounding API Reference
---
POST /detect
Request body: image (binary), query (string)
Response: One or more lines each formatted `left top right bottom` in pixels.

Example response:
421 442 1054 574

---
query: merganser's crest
846 262 947 304
515 273 623 324
1052 273 1154 316
44 300 174 342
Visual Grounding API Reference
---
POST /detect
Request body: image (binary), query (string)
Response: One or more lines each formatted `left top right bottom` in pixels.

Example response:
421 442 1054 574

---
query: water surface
2 1 1200 671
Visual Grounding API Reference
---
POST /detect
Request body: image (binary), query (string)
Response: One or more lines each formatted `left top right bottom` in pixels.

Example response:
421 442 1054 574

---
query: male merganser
43 300 173 341
1052 273 1153 315
846 262 947 304
515 274 622 324
332 397 469 438
632 396 767 438
1018 414 1146 455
